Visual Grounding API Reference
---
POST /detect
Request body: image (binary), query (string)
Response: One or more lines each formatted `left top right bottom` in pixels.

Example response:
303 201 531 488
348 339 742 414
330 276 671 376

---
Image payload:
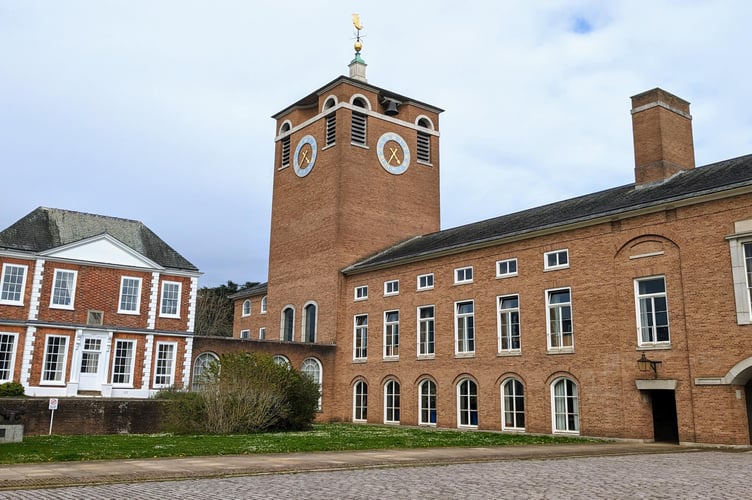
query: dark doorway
651 390 679 443
745 381 752 444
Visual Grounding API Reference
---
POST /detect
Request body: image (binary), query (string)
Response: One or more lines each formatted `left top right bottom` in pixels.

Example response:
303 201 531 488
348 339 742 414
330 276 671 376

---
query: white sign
48 398 58 410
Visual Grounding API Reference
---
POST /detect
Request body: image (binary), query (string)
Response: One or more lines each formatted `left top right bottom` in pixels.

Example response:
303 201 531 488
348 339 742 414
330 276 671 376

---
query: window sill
383 356 399 362
496 274 518 279
352 358 367 364
351 142 370 150
637 344 671 351
453 281 473 286
49 305 75 310
547 348 574 355
497 350 522 357
117 311 141 316
454 352 475 359
322 143 336 152
417 160 433 167
417 287 434 292
544 266 569 272
0 301 24 307
417 354 435 360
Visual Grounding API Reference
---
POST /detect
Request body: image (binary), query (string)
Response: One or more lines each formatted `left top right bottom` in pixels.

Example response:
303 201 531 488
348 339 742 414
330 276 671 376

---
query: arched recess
322 95 338 111
192 352 219 392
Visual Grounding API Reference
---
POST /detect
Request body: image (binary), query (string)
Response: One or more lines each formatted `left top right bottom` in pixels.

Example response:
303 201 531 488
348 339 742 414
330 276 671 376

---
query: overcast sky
2 1 751 287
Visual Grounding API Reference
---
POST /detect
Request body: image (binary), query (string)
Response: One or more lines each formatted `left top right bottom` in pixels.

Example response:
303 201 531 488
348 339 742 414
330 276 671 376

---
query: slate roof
0 207 198 272
344 154 752 274
228 282 268 300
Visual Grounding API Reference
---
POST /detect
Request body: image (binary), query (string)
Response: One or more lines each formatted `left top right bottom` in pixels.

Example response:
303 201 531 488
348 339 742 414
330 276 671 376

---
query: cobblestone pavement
1 451 751 499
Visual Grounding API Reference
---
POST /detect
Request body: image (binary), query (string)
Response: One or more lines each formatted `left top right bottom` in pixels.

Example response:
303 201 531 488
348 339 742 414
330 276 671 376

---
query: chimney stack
630 88 695 186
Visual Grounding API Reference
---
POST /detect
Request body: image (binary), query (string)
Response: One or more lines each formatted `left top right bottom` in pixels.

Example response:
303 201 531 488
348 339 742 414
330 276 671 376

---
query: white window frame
241 299 251 317
544 249 569 270
454 266 473 284
417 305 435 357
353 314 368 360
273 355 290 367
418 378 437 426
384 379 400 424
635 276 670 347
118 276 142 314
260 296 267 314
384 310 400 359
0 263 28 306
546 288 573 352
501 378 525 431
153 341 177 388
384 280 399 296
302 357 323 410
353 380 368 422
240 329 250 339
454 300 475 355
497 294 521 353
417 273 434 291
457 378 479 428
302 301 317 343
192 352 219 392
496 258 518 278
551 377 579 434
41 334 69 385
159 280 182 318
729 235 752 324
258 327 266 340
50 269 78 310
111 339 137 387
0 332 18 383
354 285 368 301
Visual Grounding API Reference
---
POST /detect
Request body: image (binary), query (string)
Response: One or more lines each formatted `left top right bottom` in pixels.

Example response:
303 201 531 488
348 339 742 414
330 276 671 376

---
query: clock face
377 132 410 175
293 135 317 177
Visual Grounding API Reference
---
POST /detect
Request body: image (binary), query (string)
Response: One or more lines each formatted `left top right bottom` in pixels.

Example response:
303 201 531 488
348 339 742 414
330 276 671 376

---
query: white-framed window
118 276 142 314
384 310 400 358
417 305 435 357
635 276 670 346
496 258 518 278
417 273 434 291
502 378 525 431
153 341 177 388
260 296 267 314
302 358 323 410
0 263 27 306
192 352 218 392
258 327 266 340
273 355 290 367
354 285 368 301
384 379 400 424
354 314 368 360
454 266 473 284
281 306 294 341
242 299 251 317
418 378 437 425
240 329 250 339
50 269 77 309
457 378 478 428
41 335 68 384
498 295 521 352
384 280 399 296
544 249 569 270
547 288 573 351
729 235 752 324
160 281 181 318
0 332 18 382
455 300 475 355
302 302 317 343
353 380 368 422
111 339 137 386
551 377 579 434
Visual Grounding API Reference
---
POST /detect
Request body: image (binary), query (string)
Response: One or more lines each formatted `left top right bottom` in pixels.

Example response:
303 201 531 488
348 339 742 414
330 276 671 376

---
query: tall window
552 378 579 433
418 306 435 356
455 301 475 354
384 379 400 423
302 358 322 410
280 122 291 167
384 310 400 358
351 98 367 146
636 277 670 345
42 335 68 383
498 295 521 352
192 352 218 392
502 378 525 431
153 342 177 388
50 269 77 309
260 296 267 313
353 380 368 422
547 288 573 350
457 379 478 427
160 281 181 317
325 112 336 146
112 340 136 386
419 379 437 425
417 130 431 164
354 314 368 360
118 277 142 314
0 333 18 382
303 303 317 343
259 327 266 340
242 299 251 317
282 307 294 341
0 263 27 305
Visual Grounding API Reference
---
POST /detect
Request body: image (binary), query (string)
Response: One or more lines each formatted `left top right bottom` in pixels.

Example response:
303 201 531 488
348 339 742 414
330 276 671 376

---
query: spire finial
349 13 367 82
352 14 363 55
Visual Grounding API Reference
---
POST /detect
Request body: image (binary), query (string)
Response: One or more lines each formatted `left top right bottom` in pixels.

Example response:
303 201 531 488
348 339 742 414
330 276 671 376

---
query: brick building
0 207 200 397
216 51 752 445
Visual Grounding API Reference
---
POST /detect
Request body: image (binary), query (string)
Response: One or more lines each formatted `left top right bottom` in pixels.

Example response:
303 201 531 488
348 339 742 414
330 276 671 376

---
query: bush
0 382 24 397
154 388 205 433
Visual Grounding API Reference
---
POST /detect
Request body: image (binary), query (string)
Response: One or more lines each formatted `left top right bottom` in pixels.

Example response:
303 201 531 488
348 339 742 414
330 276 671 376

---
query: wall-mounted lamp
637 353 662 379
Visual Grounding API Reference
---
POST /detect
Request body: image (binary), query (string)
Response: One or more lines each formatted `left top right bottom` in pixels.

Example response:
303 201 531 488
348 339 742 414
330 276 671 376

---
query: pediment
40 234 160 269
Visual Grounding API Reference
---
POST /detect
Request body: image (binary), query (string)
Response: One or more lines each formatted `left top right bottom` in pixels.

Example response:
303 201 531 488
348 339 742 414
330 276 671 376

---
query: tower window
351 97 367 146
280 122 291 168
326 113 336 146
417 118 431 164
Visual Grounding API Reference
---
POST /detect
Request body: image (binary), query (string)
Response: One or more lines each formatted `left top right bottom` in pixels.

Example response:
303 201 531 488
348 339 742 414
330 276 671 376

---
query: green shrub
155 390 205 434
0 382 24 397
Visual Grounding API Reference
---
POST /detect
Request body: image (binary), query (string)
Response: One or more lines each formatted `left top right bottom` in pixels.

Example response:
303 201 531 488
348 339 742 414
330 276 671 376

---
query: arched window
323 96 337 147
241 299 251 317
351 97 368 146
353 380 368 422
301 358 322 410
419 379 437 425
551 378 579 433
192 352 218 392
280 122 292 168
416 117 432 164
502 378 525 431
260 295 267 314
281 306 294 341
384 379 400 424
457 378 478 427
273 355 290 367
303 302 317 343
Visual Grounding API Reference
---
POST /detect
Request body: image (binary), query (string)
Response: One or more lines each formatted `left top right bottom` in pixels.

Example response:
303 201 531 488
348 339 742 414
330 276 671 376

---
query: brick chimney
630 88 695 186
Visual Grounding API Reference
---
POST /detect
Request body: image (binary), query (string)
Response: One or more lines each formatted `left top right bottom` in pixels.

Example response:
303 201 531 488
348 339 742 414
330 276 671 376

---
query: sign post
48 398 58 435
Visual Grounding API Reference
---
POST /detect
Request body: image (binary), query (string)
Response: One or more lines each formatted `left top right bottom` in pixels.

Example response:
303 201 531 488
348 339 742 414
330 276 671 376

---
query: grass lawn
0 424 604 464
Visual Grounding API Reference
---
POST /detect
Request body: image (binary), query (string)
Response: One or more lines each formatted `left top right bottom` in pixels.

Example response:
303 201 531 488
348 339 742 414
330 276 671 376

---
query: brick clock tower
265 25 443 345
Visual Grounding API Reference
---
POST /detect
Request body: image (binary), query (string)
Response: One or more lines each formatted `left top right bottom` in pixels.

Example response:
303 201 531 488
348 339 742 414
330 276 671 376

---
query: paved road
1 450 750 499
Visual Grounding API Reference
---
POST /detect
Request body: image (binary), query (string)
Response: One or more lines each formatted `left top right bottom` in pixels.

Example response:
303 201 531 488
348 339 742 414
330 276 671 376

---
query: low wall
0 398 166 436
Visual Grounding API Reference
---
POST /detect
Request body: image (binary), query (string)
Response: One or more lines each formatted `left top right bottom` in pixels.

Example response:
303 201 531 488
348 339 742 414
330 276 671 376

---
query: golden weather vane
352 13 363 54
